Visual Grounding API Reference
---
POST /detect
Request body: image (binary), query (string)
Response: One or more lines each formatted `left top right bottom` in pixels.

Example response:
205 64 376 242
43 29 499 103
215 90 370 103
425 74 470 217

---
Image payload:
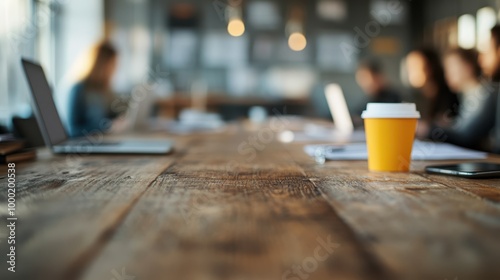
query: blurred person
430 48 497 151
356 59 402 105
354 60 402 126
405 48 460 138
480 26 500 81
478 25 500 153
68 42 126 137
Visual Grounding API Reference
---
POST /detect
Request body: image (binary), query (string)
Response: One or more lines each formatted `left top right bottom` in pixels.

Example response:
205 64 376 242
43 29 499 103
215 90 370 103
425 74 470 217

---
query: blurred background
1 0 499 129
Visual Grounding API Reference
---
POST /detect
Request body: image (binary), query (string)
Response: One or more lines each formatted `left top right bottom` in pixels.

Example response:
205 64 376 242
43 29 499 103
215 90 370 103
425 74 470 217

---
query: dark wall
418 0 500 44
423 0 498 23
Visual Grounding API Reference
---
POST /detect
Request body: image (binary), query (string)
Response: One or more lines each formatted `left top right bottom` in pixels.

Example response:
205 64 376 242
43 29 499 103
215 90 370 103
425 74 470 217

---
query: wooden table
1 127 500 280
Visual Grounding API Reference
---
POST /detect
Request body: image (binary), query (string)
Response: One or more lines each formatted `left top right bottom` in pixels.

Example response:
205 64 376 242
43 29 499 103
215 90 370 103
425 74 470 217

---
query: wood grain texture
422 171 500 204
0 130 499 280
0 151 177 280
80 135 391 280
288 143 500 280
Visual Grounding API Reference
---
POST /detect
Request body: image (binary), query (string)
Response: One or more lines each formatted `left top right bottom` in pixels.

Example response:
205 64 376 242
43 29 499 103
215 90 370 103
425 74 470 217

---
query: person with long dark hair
405 48 460 139
430 48 497 151
68 42 124 137
479 26 500 153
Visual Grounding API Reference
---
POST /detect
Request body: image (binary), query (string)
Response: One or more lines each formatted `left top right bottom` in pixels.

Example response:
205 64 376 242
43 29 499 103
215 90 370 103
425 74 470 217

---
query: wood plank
1 130 500 280
420 168 500 204
0 151 177 280
286 143 500 279
80 135 392 280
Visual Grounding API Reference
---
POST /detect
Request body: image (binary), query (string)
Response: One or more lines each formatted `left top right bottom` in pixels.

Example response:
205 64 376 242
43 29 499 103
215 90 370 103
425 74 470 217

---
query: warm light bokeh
288 32 307 51
227 19 245 37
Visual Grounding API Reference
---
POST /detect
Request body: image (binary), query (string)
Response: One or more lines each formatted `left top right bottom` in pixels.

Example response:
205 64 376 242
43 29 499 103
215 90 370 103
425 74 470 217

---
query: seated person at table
478 26 500 153
356 59 402 105
405 48 460 138
68 42 125 137
429 48 497 151
354 60 402 126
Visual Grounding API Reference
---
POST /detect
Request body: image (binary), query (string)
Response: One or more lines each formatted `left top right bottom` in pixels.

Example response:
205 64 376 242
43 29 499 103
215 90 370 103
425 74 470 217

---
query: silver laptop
22 58 173 154
324 83 365 142
324 83 354 135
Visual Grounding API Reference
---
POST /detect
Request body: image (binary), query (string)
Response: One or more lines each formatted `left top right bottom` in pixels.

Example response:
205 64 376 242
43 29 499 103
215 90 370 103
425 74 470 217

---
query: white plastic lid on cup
361 103 421 119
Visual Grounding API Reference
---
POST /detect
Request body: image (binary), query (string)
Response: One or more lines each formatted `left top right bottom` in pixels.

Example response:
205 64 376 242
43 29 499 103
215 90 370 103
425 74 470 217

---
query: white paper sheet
304 141 488 161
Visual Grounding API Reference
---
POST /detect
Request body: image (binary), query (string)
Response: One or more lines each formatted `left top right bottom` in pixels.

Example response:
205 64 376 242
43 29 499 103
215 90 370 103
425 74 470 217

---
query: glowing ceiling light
288 32 307 51
227 19 245 37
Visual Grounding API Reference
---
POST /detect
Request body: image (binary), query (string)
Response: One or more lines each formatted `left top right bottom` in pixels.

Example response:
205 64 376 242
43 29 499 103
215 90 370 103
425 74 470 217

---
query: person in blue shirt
68 42 124 137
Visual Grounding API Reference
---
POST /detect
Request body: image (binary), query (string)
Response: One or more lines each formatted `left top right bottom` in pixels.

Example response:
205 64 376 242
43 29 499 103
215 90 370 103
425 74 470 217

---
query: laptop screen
325 84 354 134
22 59 67 146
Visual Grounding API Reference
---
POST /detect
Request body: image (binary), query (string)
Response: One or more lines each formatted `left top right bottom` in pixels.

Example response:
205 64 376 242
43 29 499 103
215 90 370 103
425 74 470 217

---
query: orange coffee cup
361 103 420 172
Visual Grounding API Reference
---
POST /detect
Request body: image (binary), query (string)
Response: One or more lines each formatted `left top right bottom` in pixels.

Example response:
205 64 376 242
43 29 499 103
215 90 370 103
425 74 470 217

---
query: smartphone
425 162 500 179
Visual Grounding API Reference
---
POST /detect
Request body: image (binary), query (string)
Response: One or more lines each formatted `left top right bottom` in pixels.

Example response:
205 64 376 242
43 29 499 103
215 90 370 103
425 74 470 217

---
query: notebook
0 149 37 164
0 141 25 155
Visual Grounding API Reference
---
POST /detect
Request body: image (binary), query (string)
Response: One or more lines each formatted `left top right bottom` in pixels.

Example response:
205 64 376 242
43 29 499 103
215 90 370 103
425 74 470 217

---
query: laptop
21 58 173 154
324 83 354 135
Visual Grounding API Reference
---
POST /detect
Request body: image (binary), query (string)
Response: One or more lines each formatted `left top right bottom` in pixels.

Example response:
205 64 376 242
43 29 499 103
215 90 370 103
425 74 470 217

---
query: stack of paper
304 141 488 161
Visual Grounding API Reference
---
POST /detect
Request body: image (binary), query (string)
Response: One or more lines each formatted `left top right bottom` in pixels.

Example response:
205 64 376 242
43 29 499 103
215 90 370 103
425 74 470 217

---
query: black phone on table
425 162 500 179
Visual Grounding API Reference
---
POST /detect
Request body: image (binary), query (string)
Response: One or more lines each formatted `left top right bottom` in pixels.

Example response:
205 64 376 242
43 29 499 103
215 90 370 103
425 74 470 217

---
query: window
477 7 497 52
458 14 476 49
0 0 34 126
0 0 104 128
